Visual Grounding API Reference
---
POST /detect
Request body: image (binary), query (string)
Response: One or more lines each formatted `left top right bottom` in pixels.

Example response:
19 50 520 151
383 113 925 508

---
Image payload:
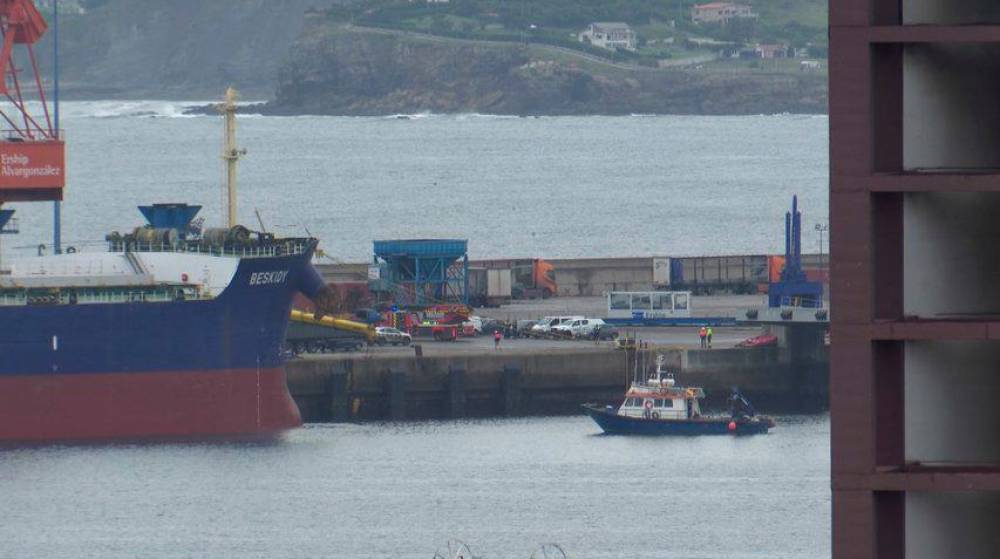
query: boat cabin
617 368 704 420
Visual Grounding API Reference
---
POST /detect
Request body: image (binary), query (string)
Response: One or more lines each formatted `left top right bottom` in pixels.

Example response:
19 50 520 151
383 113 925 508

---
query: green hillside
325 0 828 59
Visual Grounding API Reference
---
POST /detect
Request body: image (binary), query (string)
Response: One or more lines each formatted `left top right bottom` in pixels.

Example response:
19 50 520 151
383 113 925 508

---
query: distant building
579 22 637 52
690 2 756 24
755 43 790 59
34 0 85 13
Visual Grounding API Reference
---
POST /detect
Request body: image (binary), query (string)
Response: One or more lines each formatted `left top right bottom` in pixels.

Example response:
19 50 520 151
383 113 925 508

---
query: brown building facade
831 2 1000 558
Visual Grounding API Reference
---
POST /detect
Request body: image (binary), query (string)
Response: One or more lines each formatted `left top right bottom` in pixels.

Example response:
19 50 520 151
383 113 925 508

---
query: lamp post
815 223 828 274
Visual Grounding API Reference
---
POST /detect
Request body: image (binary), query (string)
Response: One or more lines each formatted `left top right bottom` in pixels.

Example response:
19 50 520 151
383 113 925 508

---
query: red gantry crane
0 0 64 204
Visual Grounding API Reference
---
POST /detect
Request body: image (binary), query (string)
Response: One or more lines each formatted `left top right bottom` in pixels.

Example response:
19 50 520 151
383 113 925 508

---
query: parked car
530 316 584 337
552 318 607 338
479 317 504 335
515 319 538 337
593 324 620 340
375 326 412 346
467 315 484 334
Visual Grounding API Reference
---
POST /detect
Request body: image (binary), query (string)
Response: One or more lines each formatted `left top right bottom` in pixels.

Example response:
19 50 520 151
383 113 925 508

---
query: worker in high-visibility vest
707 326 714 349
698 326 707 349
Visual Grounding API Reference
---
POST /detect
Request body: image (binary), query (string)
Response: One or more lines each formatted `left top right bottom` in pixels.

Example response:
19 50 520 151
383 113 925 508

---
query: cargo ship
0 1 326 442
0 210 325 443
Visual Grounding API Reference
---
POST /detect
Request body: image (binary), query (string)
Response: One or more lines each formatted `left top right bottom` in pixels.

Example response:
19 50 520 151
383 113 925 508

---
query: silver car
375 326 412 346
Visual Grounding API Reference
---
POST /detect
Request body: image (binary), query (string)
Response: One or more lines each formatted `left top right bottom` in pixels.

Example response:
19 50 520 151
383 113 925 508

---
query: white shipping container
487 269 512 298
653 257 671 286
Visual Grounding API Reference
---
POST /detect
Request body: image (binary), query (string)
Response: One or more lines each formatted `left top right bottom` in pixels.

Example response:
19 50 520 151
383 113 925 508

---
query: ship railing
107 240 312 259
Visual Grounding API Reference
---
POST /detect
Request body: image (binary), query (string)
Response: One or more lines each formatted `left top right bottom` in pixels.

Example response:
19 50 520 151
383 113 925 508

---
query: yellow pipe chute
290 309 377 343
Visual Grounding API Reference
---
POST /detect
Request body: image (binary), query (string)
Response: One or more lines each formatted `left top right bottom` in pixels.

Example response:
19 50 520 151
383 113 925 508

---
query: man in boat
728 388 756 421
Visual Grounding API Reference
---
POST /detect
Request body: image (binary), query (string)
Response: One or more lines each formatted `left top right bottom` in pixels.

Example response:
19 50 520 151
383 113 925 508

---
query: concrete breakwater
286 343 828 422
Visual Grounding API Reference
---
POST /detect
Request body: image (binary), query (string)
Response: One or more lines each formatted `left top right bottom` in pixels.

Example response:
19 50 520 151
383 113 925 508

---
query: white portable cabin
607 290 692 320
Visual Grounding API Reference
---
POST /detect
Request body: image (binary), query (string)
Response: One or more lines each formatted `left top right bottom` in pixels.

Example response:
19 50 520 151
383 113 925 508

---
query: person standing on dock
494 328 502 350
707 326 714 349
699 326 707 349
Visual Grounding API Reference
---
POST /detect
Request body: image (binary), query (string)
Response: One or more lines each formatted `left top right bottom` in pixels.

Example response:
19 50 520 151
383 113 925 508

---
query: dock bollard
413 344 423 358
501 365 522 417
448 367 466 418
387 370 407 421
327 366 351 423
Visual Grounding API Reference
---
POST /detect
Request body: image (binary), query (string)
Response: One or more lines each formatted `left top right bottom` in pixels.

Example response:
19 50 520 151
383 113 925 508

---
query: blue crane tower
768 196 823 308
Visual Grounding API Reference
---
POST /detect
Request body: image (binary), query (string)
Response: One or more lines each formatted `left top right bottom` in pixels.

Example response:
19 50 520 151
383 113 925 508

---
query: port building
831 1 1000 558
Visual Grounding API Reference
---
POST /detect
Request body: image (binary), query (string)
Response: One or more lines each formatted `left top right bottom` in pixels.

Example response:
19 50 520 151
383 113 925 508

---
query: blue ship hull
0 248 324 376
582 404 771 436
0 245 326 443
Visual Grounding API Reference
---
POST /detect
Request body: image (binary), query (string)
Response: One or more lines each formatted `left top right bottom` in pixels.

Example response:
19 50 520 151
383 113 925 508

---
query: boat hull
0 246 324 444
582 404 771 436
0 367 301 444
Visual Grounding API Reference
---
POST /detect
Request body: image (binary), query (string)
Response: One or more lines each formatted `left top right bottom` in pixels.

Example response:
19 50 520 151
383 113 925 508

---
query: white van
552 318 606 338
530 315 584 337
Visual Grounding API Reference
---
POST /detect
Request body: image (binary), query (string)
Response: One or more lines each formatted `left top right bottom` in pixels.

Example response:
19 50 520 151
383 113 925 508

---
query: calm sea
4 102 828 262
0 415 830 558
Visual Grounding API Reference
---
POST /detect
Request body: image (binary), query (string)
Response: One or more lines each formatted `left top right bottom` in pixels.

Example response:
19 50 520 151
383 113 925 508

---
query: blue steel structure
372 239 469 306
0 209 17 234
138 203 202 238
768 196 823 308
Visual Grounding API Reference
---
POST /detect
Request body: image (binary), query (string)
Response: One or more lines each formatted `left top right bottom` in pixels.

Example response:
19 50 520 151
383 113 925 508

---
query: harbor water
5 103 828 262
0 415 830 558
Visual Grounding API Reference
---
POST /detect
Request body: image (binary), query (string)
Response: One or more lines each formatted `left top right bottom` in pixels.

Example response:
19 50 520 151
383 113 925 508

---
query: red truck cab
410 323 458 342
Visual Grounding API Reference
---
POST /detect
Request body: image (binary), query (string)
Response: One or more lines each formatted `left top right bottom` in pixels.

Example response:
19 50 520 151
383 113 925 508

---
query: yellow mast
220 87 245 228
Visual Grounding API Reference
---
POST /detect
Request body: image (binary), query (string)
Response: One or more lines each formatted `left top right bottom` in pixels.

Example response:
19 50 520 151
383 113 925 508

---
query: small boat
582 355 774 436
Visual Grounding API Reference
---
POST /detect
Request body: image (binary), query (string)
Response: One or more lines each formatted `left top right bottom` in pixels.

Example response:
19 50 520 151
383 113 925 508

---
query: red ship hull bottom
0 368 302 444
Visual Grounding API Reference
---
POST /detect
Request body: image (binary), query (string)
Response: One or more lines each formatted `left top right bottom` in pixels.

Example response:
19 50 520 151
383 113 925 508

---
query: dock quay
285 325 828 422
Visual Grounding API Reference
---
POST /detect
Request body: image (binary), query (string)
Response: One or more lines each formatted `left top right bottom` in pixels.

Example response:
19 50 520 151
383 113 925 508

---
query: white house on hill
579 22 637 52
691 2 756 24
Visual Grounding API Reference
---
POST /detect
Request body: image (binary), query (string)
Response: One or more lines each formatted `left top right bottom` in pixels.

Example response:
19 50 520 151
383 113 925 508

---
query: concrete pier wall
286 343 829 422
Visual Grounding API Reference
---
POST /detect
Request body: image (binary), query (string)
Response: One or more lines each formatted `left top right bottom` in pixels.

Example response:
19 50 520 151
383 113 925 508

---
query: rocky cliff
40 0 335 99
264 20 827 116
43 2 827 114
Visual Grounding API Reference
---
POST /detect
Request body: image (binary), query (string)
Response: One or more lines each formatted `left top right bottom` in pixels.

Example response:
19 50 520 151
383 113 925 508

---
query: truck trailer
468 267 513 307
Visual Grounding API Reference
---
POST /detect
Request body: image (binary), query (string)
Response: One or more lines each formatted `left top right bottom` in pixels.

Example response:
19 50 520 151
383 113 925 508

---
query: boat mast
221 87 244 228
